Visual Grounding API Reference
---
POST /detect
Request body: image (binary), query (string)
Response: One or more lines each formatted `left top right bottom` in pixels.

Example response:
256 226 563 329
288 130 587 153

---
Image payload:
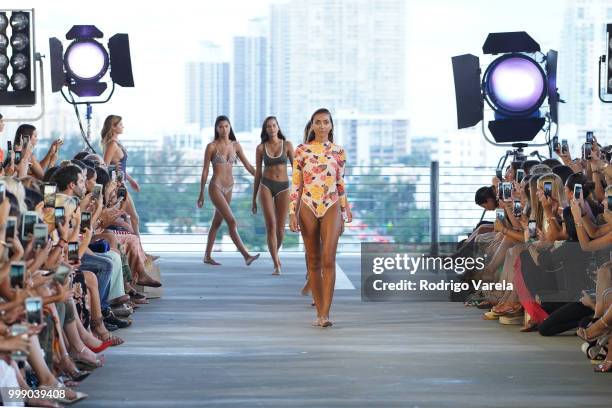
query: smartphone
7 140 12 153
502 182 512 201
574 184 583 200
10 324 28 362
543 181 553 198
6 215 16 240
25 296 43 325
54 207 65 226
117 186 127 201
67 241 79 264
92 184 103 200
21 211 38 238
552 136 560 151
108 165 116 181
497 183 503 200
608 195 612 211
9 261 26 288
561 139 569 154
22 135 30 147
33 223 48 249
80 211 91 233
513 200 522 217
116 170 124 183
586 131 594 143
528 220 537 239
54 262 71 285
516 169 525 184
14 150 22 165
496 209 505 222
42 183 57 208
583 143 593 160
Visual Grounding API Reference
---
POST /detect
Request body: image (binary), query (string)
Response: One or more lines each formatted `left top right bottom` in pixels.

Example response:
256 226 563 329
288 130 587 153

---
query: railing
128 162 497 253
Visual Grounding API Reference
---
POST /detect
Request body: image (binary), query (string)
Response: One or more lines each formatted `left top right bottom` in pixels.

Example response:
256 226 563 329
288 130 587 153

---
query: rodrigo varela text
371 279 513 293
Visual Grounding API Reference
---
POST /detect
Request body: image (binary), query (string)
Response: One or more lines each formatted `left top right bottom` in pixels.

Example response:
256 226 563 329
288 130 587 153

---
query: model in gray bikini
252 116 295 275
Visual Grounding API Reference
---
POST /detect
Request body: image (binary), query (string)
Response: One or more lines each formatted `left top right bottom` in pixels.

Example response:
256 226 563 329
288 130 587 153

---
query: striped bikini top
263 140 288 167
211 141 238 165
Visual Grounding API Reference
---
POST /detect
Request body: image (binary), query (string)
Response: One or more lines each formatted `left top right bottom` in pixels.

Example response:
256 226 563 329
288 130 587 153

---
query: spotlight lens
10 33 28 51
0 14 8 31
0 54 8 70
10 73 28 90
10 13 28 31
486 56 545 115
0 73 8 91
65 40 109 81
0 34 7 51
11 53 28 71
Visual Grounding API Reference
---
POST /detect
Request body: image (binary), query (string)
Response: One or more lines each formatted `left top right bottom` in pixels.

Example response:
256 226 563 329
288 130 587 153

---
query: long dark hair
260 116 286 143
306 108 334 143
214 115 237 141
14 124 36 146
303 120 311 143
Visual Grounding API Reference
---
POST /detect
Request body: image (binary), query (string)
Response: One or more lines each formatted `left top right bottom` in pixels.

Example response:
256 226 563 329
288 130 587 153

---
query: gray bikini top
263 140 288 167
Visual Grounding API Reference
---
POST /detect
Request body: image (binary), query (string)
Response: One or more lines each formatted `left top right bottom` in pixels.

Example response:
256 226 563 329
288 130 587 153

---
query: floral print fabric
289 141 348 219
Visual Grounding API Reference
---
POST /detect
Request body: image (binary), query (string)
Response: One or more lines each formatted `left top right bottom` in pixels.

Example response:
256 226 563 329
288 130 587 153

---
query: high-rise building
335 112 409 166
185 42 230 130
559 0 612 143
233 35 268 132
269 0 407 142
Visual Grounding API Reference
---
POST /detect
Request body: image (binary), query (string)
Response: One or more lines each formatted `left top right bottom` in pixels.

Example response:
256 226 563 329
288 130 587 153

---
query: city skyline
2 0 610 159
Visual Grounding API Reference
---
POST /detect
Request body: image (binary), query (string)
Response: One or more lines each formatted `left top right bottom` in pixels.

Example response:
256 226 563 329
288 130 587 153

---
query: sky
1 0 569 139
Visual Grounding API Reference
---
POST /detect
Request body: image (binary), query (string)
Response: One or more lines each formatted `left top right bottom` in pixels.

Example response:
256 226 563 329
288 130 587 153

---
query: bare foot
311 317 321 327
320 316 333 328
272 266 281 275
203 257 221 266
300 280 310 296
245 253 260 266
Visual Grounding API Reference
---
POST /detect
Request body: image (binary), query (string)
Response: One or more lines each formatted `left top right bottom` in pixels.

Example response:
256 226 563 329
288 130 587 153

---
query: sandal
71 346 104 370
594 360 612 373
577 318 612 342
91 317 125 346
58 353 91 382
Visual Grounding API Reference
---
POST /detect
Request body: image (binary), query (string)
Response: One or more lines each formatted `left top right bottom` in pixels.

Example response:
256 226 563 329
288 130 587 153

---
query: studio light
452 32 559 144
0 9 36 106
49 25 134 98
598 24 612 103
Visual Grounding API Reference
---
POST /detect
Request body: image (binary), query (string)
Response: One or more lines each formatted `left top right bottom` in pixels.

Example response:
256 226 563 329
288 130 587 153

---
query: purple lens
488 56 545 114
65 40 109 81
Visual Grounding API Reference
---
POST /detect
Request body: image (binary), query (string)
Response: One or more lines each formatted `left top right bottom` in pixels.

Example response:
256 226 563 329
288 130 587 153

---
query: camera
117 186 127 201
6 215 16 240
92 184 103 200
54 262 71 285
513 200 522 217
14 150 22 165
552 136 560 151
25 297 43 325
10 324 28 362
543 181 553 198
528 220 537 239
516 169 525 184
67 242 79 264
583 143 592 160
21 211 38 238
43 183 57 208
496 208 505 222
80 211 92 233
33 223 48 249
586 131 594 144
561 139 569 154
574 184 583 200
502 182 512 201
9 261 26 288
54 207 65 226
